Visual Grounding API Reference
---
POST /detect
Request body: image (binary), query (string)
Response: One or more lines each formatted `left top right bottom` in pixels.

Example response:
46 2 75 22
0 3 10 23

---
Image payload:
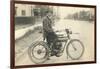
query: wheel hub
37 49 42 54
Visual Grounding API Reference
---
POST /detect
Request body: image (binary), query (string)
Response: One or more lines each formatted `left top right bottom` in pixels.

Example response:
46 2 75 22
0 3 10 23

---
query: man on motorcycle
43 11 58 56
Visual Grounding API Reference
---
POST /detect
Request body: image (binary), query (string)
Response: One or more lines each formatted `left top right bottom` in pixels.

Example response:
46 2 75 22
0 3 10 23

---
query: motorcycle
28 29 84 64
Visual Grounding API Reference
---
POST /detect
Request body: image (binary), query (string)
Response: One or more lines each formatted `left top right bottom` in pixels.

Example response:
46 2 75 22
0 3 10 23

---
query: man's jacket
43 16 53 39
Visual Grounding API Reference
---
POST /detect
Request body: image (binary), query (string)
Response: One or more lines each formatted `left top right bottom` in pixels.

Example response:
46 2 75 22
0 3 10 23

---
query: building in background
15 4 35 26
15 4 34 16
15 4 59 26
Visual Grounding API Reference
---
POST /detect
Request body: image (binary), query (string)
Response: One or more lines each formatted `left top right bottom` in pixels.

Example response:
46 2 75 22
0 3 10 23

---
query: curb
15 24 42 40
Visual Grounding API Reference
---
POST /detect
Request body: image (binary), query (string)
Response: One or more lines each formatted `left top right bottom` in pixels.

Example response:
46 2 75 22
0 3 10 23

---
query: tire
28 41 49 64
66 39 84 60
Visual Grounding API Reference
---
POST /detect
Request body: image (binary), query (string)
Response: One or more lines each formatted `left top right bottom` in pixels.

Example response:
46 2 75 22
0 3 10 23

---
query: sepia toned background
15 3 95 66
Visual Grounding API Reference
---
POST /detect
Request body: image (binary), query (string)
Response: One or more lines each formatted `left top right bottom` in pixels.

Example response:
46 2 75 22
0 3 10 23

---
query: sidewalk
15 24 42 40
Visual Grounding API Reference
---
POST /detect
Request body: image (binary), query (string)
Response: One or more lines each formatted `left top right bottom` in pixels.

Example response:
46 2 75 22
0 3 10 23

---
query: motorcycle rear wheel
28 41 49 64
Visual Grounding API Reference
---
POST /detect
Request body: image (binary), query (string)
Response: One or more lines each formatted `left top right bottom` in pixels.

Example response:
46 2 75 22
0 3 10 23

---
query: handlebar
65 29 72 34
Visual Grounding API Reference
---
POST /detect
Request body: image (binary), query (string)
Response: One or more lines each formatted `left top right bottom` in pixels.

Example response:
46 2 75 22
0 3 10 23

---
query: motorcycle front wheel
66 39 84 60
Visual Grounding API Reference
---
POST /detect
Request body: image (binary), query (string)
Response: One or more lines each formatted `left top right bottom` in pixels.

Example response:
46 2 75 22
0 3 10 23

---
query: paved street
15 19 95 66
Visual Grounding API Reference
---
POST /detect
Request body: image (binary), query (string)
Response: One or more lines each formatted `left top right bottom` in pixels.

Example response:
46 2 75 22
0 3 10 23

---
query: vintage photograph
14 2 96 67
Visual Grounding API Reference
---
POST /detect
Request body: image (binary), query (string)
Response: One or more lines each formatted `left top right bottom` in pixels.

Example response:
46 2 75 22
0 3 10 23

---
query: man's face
47 12 52 18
